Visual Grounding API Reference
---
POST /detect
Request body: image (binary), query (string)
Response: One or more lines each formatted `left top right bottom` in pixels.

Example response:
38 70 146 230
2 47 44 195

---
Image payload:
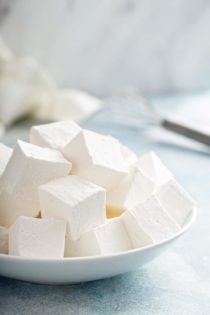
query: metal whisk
92 91 210 147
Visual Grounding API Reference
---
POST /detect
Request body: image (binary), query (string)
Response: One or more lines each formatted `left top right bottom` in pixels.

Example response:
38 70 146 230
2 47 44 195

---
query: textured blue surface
0 96 210 314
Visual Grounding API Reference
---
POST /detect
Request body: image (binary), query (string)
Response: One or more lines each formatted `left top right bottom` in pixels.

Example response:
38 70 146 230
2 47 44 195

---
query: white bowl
0 207 196 284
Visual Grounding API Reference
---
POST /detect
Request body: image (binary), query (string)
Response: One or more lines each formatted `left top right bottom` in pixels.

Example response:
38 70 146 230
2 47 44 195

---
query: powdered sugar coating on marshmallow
62 130 128 190
30 120 81 150
0 140 72 227
39 175 106 240
9 216 66 258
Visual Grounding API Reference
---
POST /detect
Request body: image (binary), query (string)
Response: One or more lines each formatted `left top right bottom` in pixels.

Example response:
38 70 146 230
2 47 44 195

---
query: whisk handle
161 118 210 146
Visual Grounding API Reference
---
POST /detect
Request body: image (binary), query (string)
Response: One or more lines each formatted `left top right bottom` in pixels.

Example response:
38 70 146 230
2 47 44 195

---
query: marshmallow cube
120 144 137 166
66 217 132 257
0 140 72 227
156 179 195 227
0 226 8 254
9 216 66 258
122 196 180 248
62 130 128 190
30 120 81 150
107 165 155 211
0 143 12 177
108 136 137 167
39 176 106 240
134 152 173 185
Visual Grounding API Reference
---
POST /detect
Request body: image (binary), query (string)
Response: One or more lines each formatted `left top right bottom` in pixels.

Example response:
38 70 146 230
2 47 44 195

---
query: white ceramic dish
0 207 196 284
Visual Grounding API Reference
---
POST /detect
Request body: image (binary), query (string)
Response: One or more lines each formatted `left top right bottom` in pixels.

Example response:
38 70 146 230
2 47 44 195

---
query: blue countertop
0 95 210 314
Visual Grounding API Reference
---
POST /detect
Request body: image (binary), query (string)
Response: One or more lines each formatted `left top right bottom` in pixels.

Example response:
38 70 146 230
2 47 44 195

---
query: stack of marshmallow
0 120 195 258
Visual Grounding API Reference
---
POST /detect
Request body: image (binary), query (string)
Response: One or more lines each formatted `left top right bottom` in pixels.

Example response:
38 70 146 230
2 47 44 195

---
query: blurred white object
0 35 102 126
36 88 102 122
0 225 8 254
0 122 4 137
0 56 56 125
0 35 13 62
